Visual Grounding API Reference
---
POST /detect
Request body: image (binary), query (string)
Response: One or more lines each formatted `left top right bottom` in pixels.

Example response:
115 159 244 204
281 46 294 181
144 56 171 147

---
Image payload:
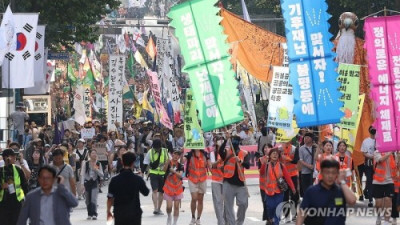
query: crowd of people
2 106 400 225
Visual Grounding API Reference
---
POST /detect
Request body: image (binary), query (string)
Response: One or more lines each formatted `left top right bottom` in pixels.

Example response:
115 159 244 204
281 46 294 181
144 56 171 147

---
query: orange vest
336 153 353 187
259 156 268 191
373 154 396 184
211 153 224 182
283 145 298 177
261 162 283 196
223 149 248 182
394 171 400 193
317 154 336 181
188 151 208 184
163 161 184 196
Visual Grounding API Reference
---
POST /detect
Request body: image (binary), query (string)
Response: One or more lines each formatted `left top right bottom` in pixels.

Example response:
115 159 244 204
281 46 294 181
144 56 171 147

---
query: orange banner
221 9 285 82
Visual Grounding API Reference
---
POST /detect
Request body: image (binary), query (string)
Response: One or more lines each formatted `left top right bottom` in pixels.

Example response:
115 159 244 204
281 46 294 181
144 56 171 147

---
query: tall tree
1 0 119 49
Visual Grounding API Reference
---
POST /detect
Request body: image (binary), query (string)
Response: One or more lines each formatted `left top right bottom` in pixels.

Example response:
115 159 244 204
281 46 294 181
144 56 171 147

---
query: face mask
370 129 376 135
232 139 240 148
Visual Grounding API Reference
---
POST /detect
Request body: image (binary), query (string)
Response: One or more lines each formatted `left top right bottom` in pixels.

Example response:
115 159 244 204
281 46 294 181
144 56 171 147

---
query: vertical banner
147 70 173 130
364 16 400 152
168 0 243 132
73 85 86 126
2 13 39 88
282 43 289 67
83 85 92 121
108 55 125 131
337 63 360 129
184 89 205 149
267 67 294 129
237 61 257 129
281 0 343 127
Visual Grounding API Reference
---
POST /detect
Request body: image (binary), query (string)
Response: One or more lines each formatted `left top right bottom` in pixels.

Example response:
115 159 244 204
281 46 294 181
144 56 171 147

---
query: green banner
128 50 135 78
184 89 205 149
337 63 361 129
168 0 243 132
83 69 95 91
67 64 77 85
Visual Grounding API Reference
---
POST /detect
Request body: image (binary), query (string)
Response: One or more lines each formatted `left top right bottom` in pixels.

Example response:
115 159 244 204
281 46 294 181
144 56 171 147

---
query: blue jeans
265 192 284 225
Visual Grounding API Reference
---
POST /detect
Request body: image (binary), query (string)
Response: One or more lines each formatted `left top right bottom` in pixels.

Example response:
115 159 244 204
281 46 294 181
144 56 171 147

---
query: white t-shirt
0 160 30 172
361 137 375 155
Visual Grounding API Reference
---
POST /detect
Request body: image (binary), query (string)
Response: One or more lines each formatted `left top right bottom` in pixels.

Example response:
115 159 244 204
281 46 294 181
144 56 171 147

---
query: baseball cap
2 148 17 157
78 138 86 143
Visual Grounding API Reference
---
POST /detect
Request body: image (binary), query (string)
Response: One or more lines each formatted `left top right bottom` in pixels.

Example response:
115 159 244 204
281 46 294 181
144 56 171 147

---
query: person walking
75 139 88 200
281 141 299 222
362 126 377 207
51 149 76 196
107 152 150 225
335 141 355 188
315 140 336 182
16 165 78 225
163 150 184 225
260 148 296 225
0 149 28 225
27 149 44 191
298 132 316 195
373 151 396 225
143 139 169 215
259 144 272 222
211 136 226 225
9 103 29 146
219 133 250 225
185 148 210 225
81 150 104 220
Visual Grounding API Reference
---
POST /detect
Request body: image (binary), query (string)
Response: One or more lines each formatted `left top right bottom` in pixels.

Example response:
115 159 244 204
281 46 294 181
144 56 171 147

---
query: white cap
78 138 86 143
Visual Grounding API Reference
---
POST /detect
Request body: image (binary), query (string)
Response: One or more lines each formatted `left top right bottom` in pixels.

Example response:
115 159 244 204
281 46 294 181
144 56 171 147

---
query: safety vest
283 145 298 177
149 148 168 175
0 165 25 202
188 151 208 184
336 153 353 187
373 153 396 184
263 162 283 196
259 156 268 191
163 161 184 196
317 153 337 181
223 149 248 182
211 153 224 182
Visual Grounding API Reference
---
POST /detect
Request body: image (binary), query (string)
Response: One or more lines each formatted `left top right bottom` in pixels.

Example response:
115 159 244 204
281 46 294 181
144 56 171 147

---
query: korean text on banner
281 0 343 127
147 70 173 130
337 63 360 129
168 0 243 132
184 89 205 149
267 66 294 129
2 13 39 88
83 85 92 121
108 55 125 131
73 85 86 126
364 16 400 152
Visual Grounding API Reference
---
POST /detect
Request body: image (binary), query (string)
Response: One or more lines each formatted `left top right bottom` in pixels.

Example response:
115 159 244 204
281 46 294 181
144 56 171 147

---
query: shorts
150 174 165 192
188 180 207 194
373 183 394 198
163 193 184 201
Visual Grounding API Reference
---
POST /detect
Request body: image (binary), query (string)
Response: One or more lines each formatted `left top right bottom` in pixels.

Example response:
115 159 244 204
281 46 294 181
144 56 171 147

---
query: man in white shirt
361 125 376 207
74 139 88 199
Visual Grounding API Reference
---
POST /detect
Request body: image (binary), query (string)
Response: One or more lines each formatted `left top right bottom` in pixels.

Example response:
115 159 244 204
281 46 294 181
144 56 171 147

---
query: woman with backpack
80 150 104 220
260 148 296 225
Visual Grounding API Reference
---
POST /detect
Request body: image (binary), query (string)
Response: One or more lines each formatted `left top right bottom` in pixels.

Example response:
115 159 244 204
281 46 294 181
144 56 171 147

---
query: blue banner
281 0 343 127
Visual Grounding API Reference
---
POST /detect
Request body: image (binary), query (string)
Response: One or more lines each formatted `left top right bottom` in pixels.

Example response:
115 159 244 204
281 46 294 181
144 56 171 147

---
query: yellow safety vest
149 148 168 175
0 165 25 202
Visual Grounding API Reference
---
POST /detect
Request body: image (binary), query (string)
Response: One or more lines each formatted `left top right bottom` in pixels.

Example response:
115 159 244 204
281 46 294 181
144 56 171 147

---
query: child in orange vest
163 150 184 225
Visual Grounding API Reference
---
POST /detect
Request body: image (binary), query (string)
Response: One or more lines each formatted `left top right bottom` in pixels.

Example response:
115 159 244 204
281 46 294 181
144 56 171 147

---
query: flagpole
259 83 267 121
7 56 11 141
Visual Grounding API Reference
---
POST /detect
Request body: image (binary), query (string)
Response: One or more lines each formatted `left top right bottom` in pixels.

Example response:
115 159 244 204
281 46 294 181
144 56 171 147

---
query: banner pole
8 58 11 141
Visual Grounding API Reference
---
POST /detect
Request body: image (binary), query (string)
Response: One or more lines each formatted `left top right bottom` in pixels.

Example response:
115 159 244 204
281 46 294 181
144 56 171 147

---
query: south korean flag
2 13 38 88
25 25 47 94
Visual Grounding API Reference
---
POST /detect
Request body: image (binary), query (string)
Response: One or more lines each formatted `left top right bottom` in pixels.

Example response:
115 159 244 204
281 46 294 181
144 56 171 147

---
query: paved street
70 178 385 225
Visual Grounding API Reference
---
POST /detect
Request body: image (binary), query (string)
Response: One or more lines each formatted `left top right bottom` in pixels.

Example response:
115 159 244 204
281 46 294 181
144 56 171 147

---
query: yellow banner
276 120 300 143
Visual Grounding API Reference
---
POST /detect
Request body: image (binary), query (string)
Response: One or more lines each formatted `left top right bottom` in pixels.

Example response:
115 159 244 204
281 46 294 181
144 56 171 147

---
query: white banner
2 13 39 88
81 128 95 139
282 43 289 67
108 55 125 131
237 62 257 129
83 85 92 121
73 85 86 125
0 5 16 65
267 67 294 129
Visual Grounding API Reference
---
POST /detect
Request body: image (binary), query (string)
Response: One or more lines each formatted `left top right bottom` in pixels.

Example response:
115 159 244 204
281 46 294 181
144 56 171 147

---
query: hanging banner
220 9 286 82
73 85 86 126
267 67 294 129
282 43 289 67
333 94 365 153
168 0 243 132
237 61 257 129
2 13 39 88
337 63 360 129
276 120 300 143
147 70 173 130
83 85 92 121
281 0 343 127
184 89 205 149
171 78 181 124
364 16 400 152
108 55 125 131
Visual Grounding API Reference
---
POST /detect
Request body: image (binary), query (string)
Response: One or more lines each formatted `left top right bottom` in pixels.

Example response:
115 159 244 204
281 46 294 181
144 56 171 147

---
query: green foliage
1 0 119 49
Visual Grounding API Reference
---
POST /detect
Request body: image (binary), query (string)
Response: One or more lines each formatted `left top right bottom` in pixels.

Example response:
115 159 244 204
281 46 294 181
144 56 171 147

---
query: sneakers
376 216 381 225
189 218 196 225
92 216 97 220
196 218 201 225
87 216 92 220
392 218 397 225
167 216 172 225
368 202 374 207
153 209 164 215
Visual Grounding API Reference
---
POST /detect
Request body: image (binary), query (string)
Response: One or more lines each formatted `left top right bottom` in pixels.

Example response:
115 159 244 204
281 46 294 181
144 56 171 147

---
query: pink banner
365 16 400 152
147 70 173 130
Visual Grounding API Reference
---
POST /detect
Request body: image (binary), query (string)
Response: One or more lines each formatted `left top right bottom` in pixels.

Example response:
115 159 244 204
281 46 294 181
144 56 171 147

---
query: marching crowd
1 106 400 225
